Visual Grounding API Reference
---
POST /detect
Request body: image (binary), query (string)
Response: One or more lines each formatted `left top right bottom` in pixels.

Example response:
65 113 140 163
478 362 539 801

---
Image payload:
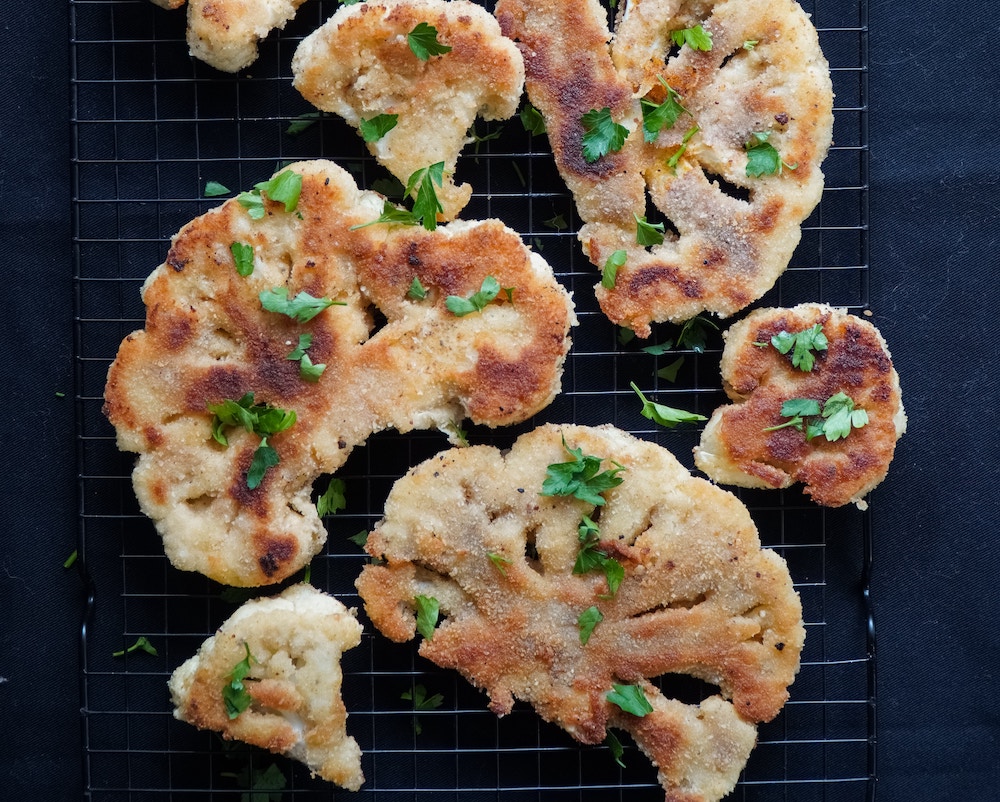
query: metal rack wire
71 1 873 798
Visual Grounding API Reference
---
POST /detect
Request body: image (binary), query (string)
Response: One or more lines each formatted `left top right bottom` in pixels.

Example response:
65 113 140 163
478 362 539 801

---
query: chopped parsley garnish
607 683 654 716
745 131 797 177
666 124 700 172
541 437 625 507
401 683 444 735
601 249 627 289
286 333 326 381
657 356 685 383
353 199 421 229
520 103 546 135
678 314 719 352
605 731 627 768
414 594 440 640
634 214 666 247
766 323 828 371
207 393 296 489
581 107 629 163
316 477 346 517
640 78 688 142
544 213 568 231
237 170 303 219
63 549 78 569
112 636 158 658
286 110 324 136
445 275 501 317
259 287 343 322
408 22 452 60
578 605 603 645
223 642 257 720
247 442 280 490
229 241 255 277
670 24 713 51
204 180 231 197
407 276 428 300
574 516 624 597
488 551 512 576
630 382 706 428
405 162 445 230
763 391 869 442
743 39 759 50
359 113 398 143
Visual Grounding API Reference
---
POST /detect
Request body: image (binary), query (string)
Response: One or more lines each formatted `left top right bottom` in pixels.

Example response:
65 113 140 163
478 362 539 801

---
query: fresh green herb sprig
763 391 869 441
666 124 700 172
408 22 452 60
208 392 296 489
260 287 343 322
446 275 501 317
359 113 398 143
401 683 444 735
581 107 629 163
670 24 713 51
607 682 654 716
602 249 627 289
578 605 603 645
113 636 158 658
761 323 828 371
640 78 689 143
745 131 797 177
351 163 445 231
286 333 326 381
204 180 231 197
223 642 257 720
541 437 626 507
414 594 440 640
630 382 706 428
316 477 346 516
574 516 625 597
237 170 303 219
634 214 665 247
229 242 255 277
520 103 546 135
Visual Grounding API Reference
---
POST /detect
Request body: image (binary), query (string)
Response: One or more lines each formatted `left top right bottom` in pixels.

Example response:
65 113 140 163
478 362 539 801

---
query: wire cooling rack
71 1 873 799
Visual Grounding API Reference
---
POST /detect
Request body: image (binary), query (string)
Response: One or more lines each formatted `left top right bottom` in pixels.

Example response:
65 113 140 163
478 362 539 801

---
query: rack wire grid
71 0 873 799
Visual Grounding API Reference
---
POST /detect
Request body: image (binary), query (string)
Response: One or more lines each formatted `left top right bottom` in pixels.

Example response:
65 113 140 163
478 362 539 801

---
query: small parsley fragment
743 39 759 50
676 314 719 353
445 275 501 317
316 477 346 517
670 24 713 51
607 683 654 716
578 605 603 645
237 170 304 219
520 102 546 135
407 276 428 300
666 124 700 172
113 636 158 658
247 440 281 489
414 594 440 640
764 392 869 442
402 683 444 735
207 393 296 489
204 180 230 197
405 162 445 230
605 731 627 768
541 437 626 507
353 199 420 229
574 516 625 597
488 551 512 576
631 382 706 428
286 333 326 381
601 249 627 289
640 78 688 143
767 323 828 371
260 287 343 322
657 356 685 383
349 530 369 549
223 642 257 720
634 214 665 247
581 107 629 164
408 22 452 60
286 110 324 136
359 113 398 143
63 549 78 569
745 131 797 177
229 241 255 277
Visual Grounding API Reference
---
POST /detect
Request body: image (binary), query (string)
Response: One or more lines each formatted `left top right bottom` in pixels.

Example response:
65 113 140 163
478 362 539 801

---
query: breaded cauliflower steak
103 159 575 587
151 0 312 72
694 304 906 508
292 0 524 221
356 423 804 802
496 0 833 336
169 583 364 790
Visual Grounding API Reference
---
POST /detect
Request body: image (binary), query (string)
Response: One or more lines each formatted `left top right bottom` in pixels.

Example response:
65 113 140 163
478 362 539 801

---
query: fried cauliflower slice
496 0 833 336
151 0 311 73
103 159 575 587
356 423 804 802
694 304 907 508
168 583 364 790
292 0 525 222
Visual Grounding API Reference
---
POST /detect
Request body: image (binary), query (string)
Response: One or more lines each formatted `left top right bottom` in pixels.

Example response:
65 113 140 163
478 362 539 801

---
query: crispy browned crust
694 304 907 508
496 0 833 336
356 423 804 802
292 0 524 221
103 159 575 586
168 584 365 789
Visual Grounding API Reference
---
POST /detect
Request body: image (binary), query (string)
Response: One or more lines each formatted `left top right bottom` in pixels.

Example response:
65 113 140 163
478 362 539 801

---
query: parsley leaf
656 356 686 383
578 605 603 645
407 276 428 300
640 78 688 143
260 287 342 322
359 113 398 143
488 551 512 576
666 124 700 172
286 110 323 136
634 214 666 247
541 437 625 507
247 438 280 490
763 393 868 441
204 180 231 197
581 107 629 163
745 131 797 177
677 314 719 353
607 683 654 717
630 382 706 428
286 332 326 381
237 191 266 220
769 323 828 371
113 636 158 658
406 162 445 230
238 170 303 218
351 199 420 229
520 103 546 135
408 22 452 60
402 683 444 735
601 249 627 289
573 517 624 597
414 594 440 640
208 393 296 488
670 24 713 51
63 549 78 569
821 392 870 441
317 477 346 516
445 275 501 317
230 242 255 277
223 642 257 720
605 731 627 768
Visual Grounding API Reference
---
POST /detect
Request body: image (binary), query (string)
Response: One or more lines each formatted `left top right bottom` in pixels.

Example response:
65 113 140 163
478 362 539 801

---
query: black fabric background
1 1 997 798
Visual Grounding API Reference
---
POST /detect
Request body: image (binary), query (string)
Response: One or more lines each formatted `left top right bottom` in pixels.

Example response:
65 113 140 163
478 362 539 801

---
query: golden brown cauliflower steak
356 423 804 802
496 0 834 336
103 159 575 587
